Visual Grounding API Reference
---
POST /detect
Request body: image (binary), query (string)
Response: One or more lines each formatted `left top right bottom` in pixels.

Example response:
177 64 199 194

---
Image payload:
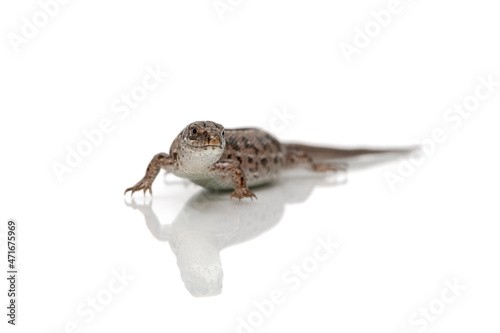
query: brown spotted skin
124 120 345 200
217 128 285 186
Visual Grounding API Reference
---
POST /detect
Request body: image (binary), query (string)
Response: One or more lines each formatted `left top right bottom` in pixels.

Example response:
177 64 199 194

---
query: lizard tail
283 143 416 160
283 143 418 169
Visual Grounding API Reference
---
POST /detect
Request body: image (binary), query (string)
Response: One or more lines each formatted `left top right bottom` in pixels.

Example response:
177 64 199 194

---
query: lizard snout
208 135 221 146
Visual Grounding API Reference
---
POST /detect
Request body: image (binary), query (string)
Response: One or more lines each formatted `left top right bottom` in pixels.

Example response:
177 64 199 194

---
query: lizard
124 120 407 200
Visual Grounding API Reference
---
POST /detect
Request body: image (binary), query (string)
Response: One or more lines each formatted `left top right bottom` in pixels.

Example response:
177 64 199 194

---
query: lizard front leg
211 160 257 200
125 153 176 196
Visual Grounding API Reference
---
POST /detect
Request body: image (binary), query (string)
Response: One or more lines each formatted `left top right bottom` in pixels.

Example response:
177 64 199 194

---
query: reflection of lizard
125 120 408 200
125 172 344 297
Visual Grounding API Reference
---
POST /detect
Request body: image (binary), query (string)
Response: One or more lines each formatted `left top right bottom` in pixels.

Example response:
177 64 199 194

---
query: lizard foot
124 178 153 196
230 188 257 201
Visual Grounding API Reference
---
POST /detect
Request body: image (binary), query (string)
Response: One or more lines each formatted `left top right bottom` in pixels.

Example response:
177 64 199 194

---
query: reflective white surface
2 146 499 332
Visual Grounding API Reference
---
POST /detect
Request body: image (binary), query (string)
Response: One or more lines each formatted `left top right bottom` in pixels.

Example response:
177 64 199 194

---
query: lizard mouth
187 143 223 149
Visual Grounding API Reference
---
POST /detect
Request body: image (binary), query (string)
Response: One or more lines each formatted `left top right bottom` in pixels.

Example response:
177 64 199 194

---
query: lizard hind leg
285 148 347 173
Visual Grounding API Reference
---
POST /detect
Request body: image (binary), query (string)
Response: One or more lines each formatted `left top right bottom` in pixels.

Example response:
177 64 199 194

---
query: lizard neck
177 144 223 173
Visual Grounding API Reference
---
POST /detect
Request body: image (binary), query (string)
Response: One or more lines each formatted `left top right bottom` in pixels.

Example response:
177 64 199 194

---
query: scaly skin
124 121 369 200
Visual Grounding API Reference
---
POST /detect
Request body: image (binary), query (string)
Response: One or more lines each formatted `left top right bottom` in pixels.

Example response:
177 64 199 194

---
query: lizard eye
191 128 197 134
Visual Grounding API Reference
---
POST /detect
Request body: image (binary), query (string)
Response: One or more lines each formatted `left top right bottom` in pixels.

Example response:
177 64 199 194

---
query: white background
1 0 499 332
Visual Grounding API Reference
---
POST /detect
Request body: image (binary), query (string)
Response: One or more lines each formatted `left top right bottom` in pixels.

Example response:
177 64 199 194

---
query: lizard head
178 121 226 168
